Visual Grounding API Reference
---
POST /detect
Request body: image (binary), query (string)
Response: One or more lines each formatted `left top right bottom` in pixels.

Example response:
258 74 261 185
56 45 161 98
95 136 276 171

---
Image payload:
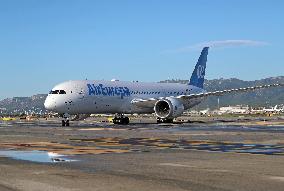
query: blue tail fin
189 47 209 89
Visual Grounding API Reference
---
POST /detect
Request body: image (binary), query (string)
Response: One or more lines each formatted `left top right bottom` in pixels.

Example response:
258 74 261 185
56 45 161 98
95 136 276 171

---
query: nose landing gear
112 114 129 125
62 113 70 126
62 119 70 126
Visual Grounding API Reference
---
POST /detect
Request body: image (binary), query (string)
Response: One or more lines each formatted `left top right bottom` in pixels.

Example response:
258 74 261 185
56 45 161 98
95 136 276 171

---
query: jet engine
154 97 184 118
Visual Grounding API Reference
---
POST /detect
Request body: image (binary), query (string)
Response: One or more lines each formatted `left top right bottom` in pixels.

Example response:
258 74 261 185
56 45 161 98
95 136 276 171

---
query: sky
0 0 284 99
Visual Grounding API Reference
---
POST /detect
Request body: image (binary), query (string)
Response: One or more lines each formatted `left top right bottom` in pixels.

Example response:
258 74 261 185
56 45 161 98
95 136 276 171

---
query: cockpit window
59 90 66 94
49 90 66 94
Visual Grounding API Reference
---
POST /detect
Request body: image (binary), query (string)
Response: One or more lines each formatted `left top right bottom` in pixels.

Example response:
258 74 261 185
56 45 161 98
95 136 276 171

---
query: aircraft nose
44 97 55 110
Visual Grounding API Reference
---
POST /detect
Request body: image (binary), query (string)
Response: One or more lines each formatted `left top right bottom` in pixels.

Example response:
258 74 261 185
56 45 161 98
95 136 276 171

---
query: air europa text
87 84 130 99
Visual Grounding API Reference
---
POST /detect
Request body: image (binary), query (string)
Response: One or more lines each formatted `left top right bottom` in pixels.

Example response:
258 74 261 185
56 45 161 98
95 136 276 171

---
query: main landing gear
157 117 174 123
61 113 70 127
113 114 130 125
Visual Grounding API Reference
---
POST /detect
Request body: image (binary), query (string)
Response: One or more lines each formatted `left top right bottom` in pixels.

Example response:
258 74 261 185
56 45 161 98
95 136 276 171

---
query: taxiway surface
0 118 283 191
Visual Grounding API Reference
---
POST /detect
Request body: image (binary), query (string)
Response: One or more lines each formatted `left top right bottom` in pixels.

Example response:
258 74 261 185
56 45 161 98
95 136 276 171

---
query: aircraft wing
177 83 284 100
131 83 284 108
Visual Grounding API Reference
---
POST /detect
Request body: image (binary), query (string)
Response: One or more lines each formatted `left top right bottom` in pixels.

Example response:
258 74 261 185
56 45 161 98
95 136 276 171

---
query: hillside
0 94 47 115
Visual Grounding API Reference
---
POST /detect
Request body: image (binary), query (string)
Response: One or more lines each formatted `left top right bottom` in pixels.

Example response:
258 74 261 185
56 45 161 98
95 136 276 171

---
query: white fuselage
44 80 205 115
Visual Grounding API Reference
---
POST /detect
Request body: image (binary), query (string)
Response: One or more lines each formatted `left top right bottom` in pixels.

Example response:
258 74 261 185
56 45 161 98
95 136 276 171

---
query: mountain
1 76 284 115
0 94 47 115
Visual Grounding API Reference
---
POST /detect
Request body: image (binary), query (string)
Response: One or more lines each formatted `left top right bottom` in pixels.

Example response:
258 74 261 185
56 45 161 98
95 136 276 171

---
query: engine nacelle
154 97 184 118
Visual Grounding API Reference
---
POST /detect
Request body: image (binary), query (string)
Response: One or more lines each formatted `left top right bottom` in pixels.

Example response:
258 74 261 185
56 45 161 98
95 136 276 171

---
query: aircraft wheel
165 118 174 123
122 117 129 125
62 120 66 126
112 118 118 124
112 116 129 125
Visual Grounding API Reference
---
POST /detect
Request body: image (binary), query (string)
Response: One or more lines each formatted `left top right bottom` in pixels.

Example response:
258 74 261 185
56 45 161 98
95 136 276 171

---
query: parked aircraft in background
44 47 284 126
199 108 210 115
263 105 283 113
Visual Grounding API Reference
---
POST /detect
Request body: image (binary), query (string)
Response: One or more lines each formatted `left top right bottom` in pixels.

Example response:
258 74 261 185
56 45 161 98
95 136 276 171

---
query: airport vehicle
1 117 16 121
44 47 284 126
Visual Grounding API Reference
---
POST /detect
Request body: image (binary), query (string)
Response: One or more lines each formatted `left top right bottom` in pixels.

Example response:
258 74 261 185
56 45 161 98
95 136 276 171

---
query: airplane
263 105 283 113
199 108 210 115
44 47 284 126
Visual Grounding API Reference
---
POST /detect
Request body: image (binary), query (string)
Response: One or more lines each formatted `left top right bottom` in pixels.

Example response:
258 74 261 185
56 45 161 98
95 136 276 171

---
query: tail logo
197 65 205 79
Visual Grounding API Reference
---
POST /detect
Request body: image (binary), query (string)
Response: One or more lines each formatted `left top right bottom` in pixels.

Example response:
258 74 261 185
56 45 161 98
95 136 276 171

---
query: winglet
189 47 209 89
